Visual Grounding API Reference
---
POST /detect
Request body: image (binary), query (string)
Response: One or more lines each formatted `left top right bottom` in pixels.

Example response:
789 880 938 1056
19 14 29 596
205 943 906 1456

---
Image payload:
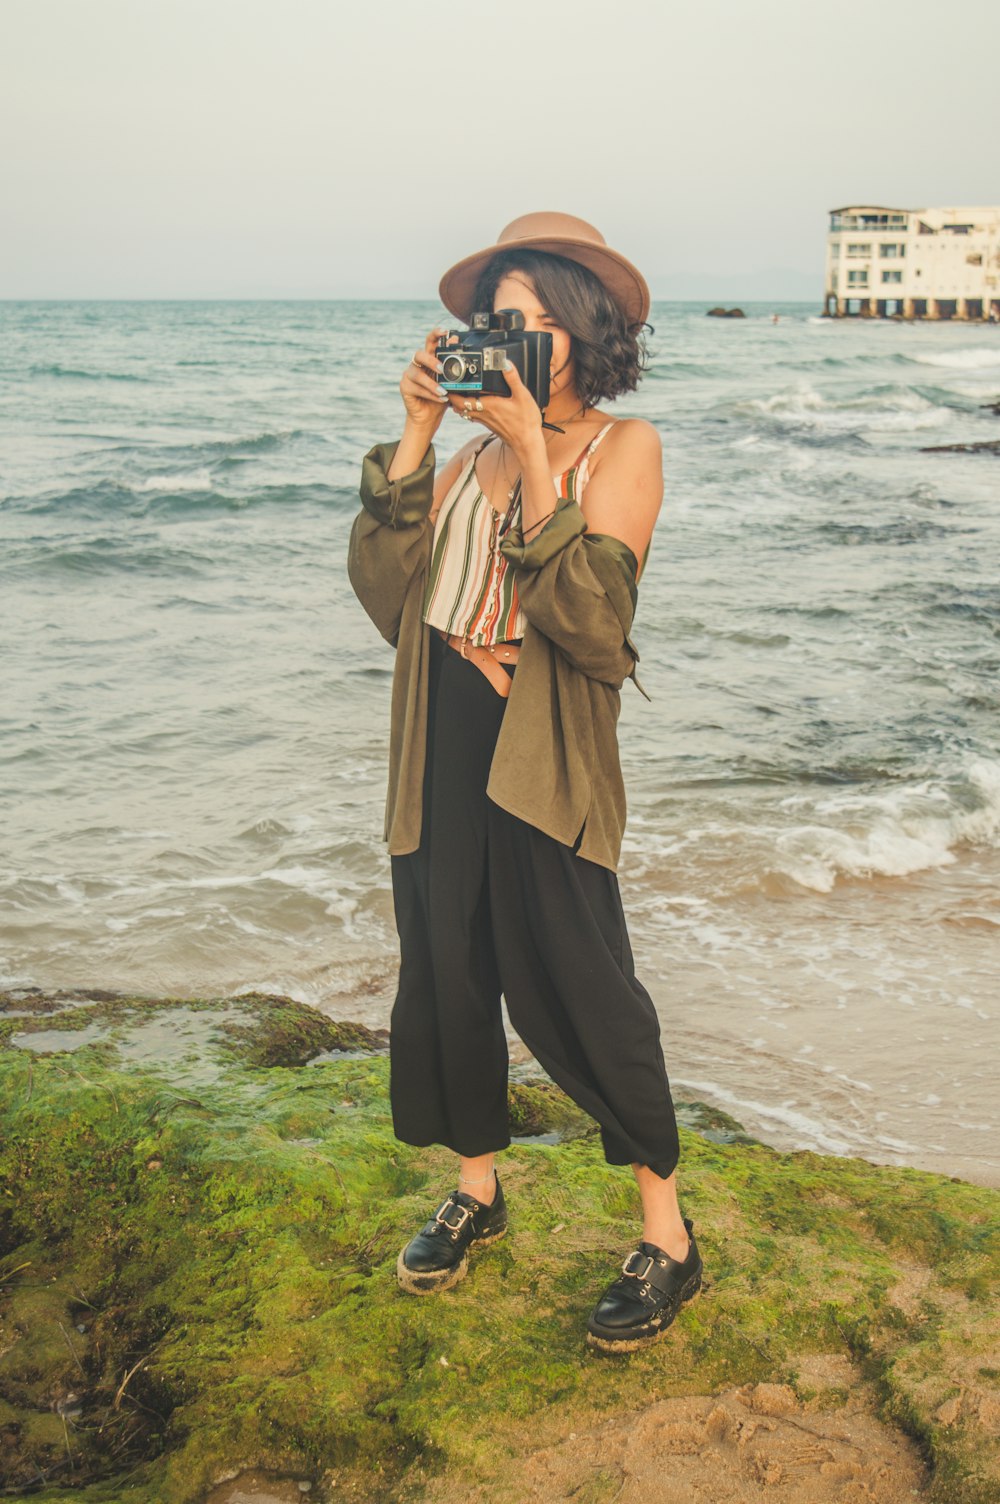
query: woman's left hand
445 359 543 460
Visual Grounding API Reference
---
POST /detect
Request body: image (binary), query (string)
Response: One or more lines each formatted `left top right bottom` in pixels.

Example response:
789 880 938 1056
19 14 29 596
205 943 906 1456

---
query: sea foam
908 347 1000 370
732 381 948 432
771 757 1000 891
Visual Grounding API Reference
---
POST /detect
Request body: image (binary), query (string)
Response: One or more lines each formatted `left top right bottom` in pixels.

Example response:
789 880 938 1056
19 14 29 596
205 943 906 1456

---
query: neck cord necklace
543 401 588 439
542 401 587 434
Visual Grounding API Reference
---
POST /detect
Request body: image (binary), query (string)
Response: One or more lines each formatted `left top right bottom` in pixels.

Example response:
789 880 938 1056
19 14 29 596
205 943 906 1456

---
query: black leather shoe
396 1171 508 1295
586 1216 703 1354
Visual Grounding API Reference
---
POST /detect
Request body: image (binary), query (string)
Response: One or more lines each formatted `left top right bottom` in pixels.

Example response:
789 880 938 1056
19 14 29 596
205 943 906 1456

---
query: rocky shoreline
2 988 998 1503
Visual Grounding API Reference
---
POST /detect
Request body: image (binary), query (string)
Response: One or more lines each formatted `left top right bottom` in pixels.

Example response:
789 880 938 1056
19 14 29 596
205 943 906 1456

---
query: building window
882 270 903 283
879 243 906 258
847 243 872 257
847 270 869 286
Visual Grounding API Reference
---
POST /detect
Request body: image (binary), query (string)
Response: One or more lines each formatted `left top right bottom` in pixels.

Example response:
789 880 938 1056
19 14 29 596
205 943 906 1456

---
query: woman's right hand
400 326 454 430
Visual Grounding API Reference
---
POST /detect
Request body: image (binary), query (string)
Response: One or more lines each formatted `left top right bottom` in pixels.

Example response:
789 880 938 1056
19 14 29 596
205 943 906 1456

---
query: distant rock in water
919 439 1000 454
706 306 746 318
977 400 1000 416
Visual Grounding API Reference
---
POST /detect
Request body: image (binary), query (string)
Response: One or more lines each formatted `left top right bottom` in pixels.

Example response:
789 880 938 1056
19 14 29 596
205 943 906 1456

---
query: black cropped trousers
388 627 680 1179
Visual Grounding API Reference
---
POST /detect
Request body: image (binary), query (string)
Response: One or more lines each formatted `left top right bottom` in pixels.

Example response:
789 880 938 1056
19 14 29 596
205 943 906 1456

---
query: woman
347 212 703 1354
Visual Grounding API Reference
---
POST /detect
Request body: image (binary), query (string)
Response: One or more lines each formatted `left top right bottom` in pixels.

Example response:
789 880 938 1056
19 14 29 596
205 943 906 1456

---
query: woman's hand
447 358 544 462
400 327 452 430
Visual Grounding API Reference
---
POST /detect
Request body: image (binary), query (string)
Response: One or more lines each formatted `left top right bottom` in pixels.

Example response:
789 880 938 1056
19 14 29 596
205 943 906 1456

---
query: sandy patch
414 1363 929 1503
203 1471 312 1504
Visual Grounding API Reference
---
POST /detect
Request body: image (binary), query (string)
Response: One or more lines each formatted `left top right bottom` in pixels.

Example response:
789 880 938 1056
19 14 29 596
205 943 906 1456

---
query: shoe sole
395 1222 508 1295
585 1268 703 1354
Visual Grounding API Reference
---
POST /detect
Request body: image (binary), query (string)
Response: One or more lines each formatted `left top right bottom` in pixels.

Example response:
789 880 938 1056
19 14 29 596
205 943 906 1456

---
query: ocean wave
730 381 950 433
135 470 215 492
814 516 974 545
907 347 1000 370
670 1075 857 1156
28 540 209 578
10 481 141 517
128 480 335 514
645 361 711 380
785 351 918 371
9 478 330 518
768 757 1000 892
130 429 321 473
7 480 222 517
110 862 373 938
26 363 153 383
196 429 310 456
949 380 1000 398
923 582 1000 622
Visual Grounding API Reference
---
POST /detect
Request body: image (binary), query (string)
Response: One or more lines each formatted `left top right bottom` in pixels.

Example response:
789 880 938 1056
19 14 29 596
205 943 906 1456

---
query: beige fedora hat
438 211 651 330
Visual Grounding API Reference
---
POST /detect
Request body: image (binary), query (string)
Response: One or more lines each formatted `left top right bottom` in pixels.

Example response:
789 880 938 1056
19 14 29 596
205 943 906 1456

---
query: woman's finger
412 348 445 376
404 348 448 402
402 361 444 393
425 326 456 361
415 378 448 402
410 375 448 403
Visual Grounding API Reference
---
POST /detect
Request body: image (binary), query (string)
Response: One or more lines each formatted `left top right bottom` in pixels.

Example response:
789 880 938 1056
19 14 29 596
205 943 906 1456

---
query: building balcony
830 214 908 232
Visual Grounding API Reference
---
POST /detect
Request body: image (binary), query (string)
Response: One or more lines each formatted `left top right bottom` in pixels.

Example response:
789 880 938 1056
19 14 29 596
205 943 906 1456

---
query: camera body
435 309 552 410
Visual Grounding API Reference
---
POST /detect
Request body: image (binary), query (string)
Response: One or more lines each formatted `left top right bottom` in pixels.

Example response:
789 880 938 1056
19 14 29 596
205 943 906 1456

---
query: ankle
643 1220 690 1263
458 1157 497 1204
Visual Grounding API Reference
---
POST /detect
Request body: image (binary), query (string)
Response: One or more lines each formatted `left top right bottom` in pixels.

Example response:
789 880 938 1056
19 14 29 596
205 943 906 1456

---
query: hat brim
438 236 650 330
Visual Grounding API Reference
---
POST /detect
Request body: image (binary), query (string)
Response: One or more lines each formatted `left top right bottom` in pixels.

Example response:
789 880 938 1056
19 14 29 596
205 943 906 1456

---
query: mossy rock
215 991 390 1068
507 1078 593 1140
1 990 998 1503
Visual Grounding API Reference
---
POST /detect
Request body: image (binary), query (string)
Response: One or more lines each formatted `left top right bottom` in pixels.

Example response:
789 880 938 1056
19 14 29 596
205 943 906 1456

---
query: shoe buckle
435 1199 473 1233
622 1250 655 1281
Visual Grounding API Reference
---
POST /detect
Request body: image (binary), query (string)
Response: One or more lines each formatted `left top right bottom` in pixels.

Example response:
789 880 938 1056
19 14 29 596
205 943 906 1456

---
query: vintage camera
435 309 551 410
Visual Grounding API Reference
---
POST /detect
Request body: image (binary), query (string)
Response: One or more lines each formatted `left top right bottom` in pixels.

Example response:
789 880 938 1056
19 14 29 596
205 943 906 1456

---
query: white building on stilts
824 205 1000 320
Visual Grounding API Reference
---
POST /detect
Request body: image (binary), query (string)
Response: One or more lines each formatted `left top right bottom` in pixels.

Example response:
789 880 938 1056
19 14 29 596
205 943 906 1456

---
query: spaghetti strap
565 419 618 475
587 420 618 455
567 420 619 497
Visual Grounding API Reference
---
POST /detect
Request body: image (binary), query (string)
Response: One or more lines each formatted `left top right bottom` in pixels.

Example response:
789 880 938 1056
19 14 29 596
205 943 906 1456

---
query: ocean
2 298 998 1187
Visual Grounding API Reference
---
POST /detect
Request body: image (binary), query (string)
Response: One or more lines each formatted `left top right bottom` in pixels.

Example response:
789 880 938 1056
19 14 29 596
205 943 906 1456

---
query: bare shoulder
590 416 663 486
601 416 662 463
581 417 664 572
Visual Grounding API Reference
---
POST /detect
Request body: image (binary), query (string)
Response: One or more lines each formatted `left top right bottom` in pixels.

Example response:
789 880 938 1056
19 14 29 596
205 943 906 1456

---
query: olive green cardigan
347 438 651 874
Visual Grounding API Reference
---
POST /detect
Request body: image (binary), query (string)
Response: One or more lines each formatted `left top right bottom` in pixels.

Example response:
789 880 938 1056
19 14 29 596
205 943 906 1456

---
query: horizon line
0 294 825 304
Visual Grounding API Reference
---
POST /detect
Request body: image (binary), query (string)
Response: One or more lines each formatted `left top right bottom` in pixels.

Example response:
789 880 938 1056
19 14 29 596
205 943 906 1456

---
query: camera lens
442 354 466 382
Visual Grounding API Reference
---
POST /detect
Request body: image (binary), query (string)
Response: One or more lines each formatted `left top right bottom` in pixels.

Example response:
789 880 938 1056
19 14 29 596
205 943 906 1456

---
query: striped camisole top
422 420 618 647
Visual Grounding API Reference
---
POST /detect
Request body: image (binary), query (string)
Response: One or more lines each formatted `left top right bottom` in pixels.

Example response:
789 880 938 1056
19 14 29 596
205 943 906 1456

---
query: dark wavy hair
469 248 652 409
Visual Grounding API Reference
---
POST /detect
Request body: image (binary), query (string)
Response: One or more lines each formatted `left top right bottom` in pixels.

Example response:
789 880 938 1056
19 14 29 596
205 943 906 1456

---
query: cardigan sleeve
347 438 435 648
499 494 651 700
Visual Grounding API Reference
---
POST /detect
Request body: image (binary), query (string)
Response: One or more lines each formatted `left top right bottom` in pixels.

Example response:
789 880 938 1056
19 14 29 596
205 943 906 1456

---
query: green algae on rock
1 988 998 1504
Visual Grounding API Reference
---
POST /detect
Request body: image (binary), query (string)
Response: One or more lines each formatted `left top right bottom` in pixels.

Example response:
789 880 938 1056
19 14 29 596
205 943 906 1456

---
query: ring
474 399 483 411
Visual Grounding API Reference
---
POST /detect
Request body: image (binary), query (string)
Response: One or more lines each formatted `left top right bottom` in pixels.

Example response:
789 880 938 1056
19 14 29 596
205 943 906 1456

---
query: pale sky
2 0 997 300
